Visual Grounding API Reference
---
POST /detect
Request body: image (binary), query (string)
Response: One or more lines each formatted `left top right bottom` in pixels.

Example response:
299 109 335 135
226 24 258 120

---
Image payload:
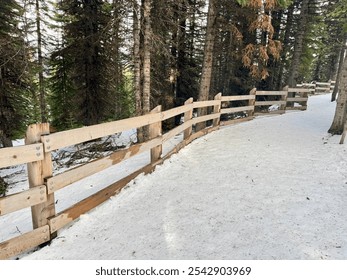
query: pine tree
0 0 32 147
50 0 116 128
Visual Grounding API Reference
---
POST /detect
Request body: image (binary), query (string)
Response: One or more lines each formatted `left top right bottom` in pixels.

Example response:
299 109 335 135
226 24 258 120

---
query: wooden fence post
249 88 256 117
213 93 222 127
281 85 288 112
184 98 193 140
302 88 309 110
25 123 56 239
149 106 162 163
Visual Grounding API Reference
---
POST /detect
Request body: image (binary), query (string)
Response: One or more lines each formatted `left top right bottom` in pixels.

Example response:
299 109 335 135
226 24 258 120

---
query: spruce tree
0 0 32 147
50 0 117 128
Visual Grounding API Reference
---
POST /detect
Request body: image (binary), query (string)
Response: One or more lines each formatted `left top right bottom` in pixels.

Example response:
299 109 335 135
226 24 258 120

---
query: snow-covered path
23 94 347 260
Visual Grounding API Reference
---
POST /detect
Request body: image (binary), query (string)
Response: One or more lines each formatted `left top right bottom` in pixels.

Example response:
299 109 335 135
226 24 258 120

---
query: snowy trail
22 94 347 260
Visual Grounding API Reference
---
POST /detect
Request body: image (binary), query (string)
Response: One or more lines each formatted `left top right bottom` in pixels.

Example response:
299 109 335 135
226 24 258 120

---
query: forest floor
3 93 347 260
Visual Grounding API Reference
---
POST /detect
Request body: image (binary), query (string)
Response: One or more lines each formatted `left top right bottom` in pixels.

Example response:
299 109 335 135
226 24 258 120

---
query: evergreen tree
0 0 32 147
50 0 118 128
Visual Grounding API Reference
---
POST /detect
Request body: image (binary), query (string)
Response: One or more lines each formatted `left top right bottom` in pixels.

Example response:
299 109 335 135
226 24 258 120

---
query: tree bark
35 0 47 123
142 0 151 116
331 43 346 102
133 0 142 117
328 55 347 135
133 0 152 142
196 0 217 131
277 4 295 89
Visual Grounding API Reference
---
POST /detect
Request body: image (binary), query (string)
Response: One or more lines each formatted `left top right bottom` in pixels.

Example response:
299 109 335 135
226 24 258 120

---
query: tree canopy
0 0 346 146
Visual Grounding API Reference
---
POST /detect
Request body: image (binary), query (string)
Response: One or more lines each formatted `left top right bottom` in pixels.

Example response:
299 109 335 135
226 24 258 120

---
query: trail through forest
21 94 347 260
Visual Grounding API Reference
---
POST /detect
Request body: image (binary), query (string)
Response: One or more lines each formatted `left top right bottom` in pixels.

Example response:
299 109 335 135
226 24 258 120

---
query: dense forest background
0 0 346 147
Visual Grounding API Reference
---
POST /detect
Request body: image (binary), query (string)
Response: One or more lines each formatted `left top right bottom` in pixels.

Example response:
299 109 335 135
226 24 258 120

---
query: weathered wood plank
288 88 314 92
213 93 222 127
149 106 162 163
315 87 331 91
221 106 254 114
286 106 307 110
280 86 288 111
221 95 255 101
220 116 254 126
161 104 193 121
41 113 162 152
0 185 47 216
0 225 50 260
162 121 192 143
315 82 331 86
46 136 163 193
0 144 43 168
300 83 316 87
254 110 286 115
193 100 221 108
192 113 221 125
255 91 287 96
183 98 193 140
287 97 308 102
255 101 287 106
248 88 256 117
26 124 56 238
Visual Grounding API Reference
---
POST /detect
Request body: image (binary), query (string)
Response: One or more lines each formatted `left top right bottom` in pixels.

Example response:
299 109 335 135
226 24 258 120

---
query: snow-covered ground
5 94 347 259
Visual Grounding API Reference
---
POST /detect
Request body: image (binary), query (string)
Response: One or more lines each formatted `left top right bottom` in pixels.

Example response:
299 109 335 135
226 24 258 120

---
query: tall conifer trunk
329 55 347 135
35 0 47 123
196 0 217 131
133 0 152 142
142 0 151 116
133 0 142 117
331 39 346 102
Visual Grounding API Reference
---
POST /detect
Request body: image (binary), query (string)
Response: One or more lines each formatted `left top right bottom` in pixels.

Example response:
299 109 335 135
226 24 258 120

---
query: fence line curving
0 85 318 259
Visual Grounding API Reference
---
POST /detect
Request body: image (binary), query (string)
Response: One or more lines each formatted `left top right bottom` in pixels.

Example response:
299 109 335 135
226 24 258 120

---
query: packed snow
4 94 347 259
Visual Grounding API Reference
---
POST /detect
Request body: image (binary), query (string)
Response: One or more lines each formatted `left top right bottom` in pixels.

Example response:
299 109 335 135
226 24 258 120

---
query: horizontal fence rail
296 80 335 94
0 84 322 259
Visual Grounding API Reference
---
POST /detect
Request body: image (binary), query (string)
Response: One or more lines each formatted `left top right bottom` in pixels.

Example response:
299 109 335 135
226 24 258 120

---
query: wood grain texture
41 113 162 152
221 106 254 114
0 144 43 168
0 226 50 260
46 137 162 193
0 185 47 216
221 95 255 101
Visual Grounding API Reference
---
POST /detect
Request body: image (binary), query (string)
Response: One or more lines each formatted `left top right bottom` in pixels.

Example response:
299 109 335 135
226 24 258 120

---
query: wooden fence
0 86 311 259
297 80 335 94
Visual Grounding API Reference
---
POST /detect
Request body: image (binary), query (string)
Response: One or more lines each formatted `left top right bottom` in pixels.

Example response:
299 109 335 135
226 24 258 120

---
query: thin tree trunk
35 0 47 123
331 43 346 102
142 0 152 140
170 2 179 99
142 0 151 113
133 0 141 116
277 4 294 89
287 0 309 88
133 0 143 142
196 0 217 131
328 55 347 134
